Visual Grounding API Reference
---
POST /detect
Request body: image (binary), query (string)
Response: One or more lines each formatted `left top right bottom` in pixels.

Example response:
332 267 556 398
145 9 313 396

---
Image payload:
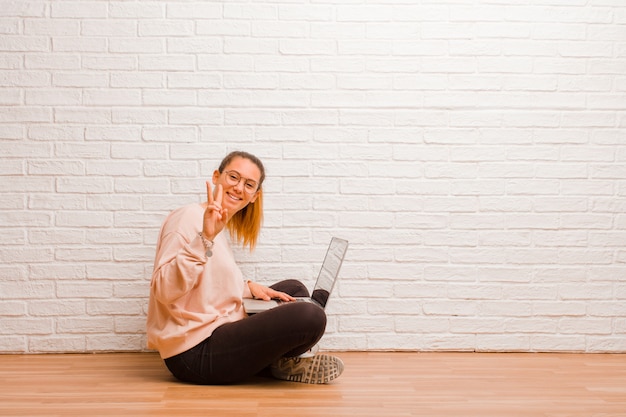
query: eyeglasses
223 170 260 195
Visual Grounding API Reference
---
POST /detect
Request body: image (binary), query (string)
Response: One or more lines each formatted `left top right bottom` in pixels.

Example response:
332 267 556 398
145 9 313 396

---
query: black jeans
164 279 326 385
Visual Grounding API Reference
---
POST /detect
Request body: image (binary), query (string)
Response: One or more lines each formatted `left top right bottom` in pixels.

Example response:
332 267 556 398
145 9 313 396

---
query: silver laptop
243 237 349 314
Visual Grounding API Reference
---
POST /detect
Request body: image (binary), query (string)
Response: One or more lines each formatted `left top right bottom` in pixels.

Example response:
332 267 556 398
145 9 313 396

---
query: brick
86 335 145 352
53 72 108 88
0 158 22 175
55 211 113 228
111 108 167 124
109 38 164 54
167 72 221 89
52 142 105 158
561 42 614 58
110 142 167 159
224 109 281 126
142 126 196 142
338 315 392 332
25 89 81 105
29 229 85 245
86 161 140 177
57 317 114 333
0 70 50 87
114 282 150 298
0 195 25 210
23 53 78 70
476 335 530 352
0 107 51 122
168 108 222 125
85 126 141 142
51 2 107 18
52 37 107 52
143 161 198 177
197 21 251 37
28 160 84 175
29 264 86 280
56 177 114 193
24 19 79 36
54 108 111 124
139 55 194 71
82 56 137 71
81 20 136 37
0 301 27 316
1 318 53 335
29 300 85 316
0 2 45 17
109 2 164 19
0 124 23 139
420 335 475 351
0 336 26 353
0 280 55 299
530 335 586 352
114 212 168 229
0 36 49 52
56 248 112 262
142 89 196 106
114 316 147 333
87 299 144 316
587 337 626 353
29 336 85 353
139 20 194 37
86 195 142 211
0 212 52 228
166 2 221 19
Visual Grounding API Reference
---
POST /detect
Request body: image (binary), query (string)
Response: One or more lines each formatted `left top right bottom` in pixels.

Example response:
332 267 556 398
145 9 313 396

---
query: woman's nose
233 179 245 191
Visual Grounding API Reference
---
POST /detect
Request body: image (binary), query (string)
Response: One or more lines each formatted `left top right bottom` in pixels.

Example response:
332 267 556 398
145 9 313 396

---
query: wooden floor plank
0 352 625 416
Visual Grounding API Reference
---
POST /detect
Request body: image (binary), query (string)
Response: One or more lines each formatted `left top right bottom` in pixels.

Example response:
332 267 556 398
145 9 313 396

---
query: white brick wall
1 0 625 354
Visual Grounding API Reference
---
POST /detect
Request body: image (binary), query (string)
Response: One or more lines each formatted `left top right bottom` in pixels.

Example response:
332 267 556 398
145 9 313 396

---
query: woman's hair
218 151 265 250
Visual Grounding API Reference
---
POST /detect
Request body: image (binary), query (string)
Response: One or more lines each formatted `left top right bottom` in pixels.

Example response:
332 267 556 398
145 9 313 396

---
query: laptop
243 237 349 314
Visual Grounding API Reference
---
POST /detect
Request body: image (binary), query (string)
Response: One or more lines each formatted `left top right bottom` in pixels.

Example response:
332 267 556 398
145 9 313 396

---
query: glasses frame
222 170 260 195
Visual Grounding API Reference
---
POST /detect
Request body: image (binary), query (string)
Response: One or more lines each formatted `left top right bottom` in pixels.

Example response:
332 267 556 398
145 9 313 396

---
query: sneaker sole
271 354 344 384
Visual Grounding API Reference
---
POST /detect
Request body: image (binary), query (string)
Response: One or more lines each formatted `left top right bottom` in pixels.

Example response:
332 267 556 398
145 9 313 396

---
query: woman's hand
202 180 228 242
247 281 296 302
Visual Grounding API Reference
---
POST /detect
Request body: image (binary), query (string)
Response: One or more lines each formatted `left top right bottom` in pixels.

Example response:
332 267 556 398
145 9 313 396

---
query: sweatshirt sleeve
242 279 253 299
150 231 208 305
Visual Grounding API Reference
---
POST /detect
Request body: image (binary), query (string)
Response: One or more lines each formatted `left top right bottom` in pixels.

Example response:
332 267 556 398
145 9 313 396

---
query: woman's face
212 156 261 215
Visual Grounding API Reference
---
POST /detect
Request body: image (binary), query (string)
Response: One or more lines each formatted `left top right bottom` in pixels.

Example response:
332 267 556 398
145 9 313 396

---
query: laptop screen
311 237 349 307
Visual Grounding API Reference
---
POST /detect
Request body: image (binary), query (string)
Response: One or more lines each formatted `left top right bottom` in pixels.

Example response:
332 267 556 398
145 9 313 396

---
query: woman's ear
249 189 260 203
212 170 220 185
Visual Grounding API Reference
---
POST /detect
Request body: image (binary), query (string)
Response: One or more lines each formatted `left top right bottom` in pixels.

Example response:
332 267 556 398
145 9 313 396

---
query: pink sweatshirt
146 203 253 359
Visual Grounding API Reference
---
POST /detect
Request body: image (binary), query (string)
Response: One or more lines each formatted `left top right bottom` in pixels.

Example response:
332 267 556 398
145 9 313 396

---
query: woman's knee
296 302 327 332
271 279 310 297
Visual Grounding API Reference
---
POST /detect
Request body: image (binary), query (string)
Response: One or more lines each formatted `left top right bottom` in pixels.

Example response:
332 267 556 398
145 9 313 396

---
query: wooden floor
1 351 625 416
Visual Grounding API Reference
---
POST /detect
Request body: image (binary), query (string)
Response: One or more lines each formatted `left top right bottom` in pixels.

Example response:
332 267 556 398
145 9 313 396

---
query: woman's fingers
275 291 296 302
251 283 296 302
214 183 223 207
206 180 213 204
206 182 224 211
204 182 227 240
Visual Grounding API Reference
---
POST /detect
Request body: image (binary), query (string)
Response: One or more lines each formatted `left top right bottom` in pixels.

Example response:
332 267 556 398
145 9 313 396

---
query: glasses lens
244 182 258 194
226 172 239 185
224 171 258 194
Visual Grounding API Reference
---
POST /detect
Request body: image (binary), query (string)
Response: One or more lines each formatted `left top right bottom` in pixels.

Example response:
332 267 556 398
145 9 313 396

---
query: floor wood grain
1 351 625 416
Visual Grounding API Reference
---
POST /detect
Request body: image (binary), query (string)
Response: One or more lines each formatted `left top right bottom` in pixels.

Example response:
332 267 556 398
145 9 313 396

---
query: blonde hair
219 151 265 250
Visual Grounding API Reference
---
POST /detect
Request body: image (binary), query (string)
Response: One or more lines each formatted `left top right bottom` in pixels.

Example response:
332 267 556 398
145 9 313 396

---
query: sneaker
271 354 344 384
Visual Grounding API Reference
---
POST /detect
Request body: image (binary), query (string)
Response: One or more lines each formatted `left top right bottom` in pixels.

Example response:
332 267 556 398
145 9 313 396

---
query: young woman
146 151 344 385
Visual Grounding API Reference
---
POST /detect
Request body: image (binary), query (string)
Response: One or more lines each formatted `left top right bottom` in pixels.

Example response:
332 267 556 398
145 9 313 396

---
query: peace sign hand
202 180 228 242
